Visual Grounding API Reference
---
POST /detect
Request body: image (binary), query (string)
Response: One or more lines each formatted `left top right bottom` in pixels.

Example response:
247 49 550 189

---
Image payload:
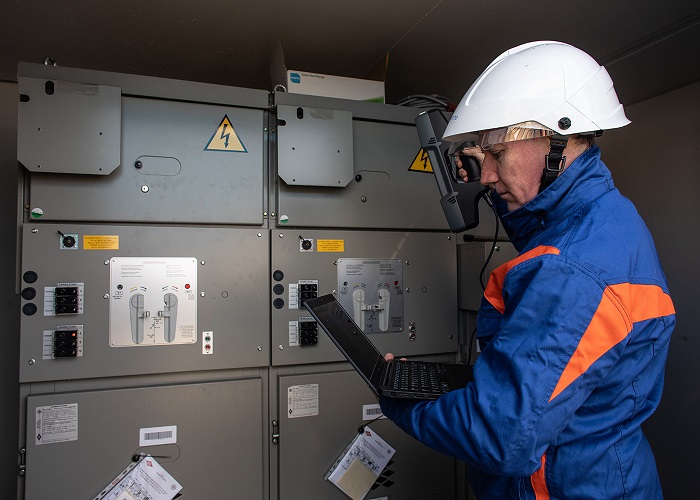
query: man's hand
385 353 407 362
454 147 485 182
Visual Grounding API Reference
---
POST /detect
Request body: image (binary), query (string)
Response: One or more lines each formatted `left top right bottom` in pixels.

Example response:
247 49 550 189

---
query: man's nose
480 158 498 186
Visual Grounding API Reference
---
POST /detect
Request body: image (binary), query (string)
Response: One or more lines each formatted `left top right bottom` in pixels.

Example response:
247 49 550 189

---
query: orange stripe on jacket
550 283 675 401
531 453 550 500
484 246 561 314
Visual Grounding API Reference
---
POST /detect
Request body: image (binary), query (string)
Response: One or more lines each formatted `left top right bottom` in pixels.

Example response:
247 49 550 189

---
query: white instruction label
35 403 78 445
287 384 319 418
109 257 197 347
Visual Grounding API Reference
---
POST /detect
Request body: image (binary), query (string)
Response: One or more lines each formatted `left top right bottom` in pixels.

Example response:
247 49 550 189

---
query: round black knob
23 271 38 284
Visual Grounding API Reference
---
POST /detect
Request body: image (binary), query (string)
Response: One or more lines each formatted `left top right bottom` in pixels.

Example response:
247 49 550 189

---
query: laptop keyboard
392 361 450 394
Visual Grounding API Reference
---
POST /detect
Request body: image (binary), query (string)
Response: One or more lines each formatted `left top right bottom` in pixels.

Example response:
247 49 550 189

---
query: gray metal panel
275 118 449 229
17 76 121 175
19 224 270 382
273 367 459 499
271 229 458 366
28 96 265 224
24 379 266 499
277 105 354 187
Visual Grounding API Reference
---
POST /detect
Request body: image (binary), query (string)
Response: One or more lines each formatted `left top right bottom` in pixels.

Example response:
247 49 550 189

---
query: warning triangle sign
204 115 247 152
408 148 433 173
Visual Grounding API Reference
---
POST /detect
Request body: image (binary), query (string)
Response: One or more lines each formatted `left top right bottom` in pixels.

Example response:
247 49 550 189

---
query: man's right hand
454 147 485 182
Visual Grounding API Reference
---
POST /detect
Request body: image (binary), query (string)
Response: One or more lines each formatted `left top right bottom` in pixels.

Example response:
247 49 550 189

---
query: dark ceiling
2 1 699 107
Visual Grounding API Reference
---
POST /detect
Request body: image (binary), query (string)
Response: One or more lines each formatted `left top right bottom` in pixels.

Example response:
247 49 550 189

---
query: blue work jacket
380 145 675 499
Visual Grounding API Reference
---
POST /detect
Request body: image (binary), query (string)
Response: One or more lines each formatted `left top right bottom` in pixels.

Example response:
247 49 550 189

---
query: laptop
414 109 487 233
303 294 470 400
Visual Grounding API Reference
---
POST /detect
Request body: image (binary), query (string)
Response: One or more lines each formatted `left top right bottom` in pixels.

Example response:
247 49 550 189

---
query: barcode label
145 431 172 440
362 404 386 421
139 425 177 446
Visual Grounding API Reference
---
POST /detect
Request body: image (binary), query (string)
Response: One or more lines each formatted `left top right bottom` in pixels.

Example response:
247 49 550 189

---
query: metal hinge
271 420 280 445
18 448 26 476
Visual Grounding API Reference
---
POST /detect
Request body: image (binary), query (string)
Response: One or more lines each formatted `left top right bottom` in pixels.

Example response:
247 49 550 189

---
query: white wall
598 80 700 499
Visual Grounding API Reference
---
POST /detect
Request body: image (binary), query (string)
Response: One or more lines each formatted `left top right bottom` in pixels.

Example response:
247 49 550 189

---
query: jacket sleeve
380 253 621 476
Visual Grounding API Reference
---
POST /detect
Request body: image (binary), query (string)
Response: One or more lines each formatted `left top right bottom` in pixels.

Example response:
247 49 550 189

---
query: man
380 41 675 499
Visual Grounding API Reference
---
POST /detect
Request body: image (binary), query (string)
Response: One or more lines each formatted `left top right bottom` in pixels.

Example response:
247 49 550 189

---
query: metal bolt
28 359 35 365
103 294 109 299
32 228 38 233
257 232 262 237
200 292 206 297
360 196 367 203
405 288 411 293
141 185 149 193
279 233 284 238
257 346 262 351
134 160 143 169
278 345 284 350
201 260 206 265
104 260 109 265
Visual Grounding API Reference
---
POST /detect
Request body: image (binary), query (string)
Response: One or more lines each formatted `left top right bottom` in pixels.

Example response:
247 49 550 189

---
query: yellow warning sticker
408 148 433 173
83 235 119 250
317 240 345 252
204 115 247 152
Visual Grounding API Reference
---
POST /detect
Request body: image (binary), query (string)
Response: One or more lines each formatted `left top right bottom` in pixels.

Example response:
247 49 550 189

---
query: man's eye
490 150 504 161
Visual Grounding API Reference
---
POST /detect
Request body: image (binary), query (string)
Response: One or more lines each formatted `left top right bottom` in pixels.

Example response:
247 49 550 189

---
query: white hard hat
443 41 630 144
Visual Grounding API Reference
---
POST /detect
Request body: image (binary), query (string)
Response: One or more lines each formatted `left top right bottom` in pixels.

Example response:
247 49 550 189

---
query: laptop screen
303 295 386 385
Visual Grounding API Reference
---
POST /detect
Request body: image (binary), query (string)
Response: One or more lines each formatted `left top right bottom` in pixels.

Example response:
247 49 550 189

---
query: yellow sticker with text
317 240 345 252
83 235 119 250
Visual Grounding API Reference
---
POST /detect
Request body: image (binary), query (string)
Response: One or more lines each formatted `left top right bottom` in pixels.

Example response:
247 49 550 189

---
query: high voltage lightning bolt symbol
220 123 231 148
420 149 429 170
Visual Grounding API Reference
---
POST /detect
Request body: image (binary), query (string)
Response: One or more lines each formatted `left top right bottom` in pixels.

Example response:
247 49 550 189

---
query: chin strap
539 134 569 193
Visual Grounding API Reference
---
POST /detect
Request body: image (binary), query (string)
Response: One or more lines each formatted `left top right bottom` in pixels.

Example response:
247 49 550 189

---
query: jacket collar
494 145 615 251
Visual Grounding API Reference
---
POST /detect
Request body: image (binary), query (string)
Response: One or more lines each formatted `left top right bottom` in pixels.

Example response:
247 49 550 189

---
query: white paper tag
287 384 319 418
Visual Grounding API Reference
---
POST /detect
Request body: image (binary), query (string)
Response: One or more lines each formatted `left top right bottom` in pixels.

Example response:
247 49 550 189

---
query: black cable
468 191 500 365
479 192 500 291
466 326 477 365
395 94 452 110
358 412 386 434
